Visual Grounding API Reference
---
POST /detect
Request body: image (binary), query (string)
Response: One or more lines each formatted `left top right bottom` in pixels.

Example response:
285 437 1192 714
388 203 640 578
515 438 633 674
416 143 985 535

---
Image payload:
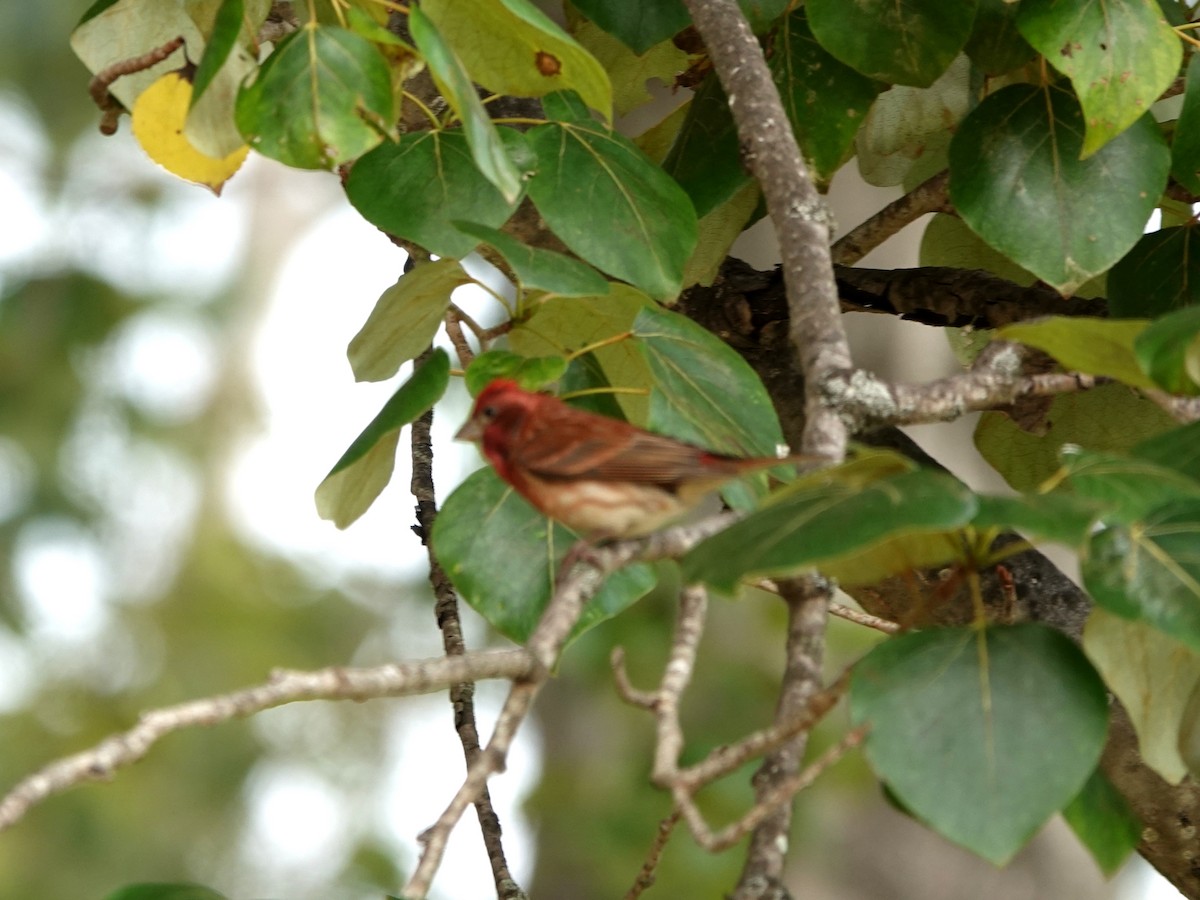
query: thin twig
1144 388 1200 423
410 363 526 900
444 309 477 368
624 810 683 900
0 651 533 833
829 602 901 634
681 0 852 460
831 171 952 266
89 36 186 135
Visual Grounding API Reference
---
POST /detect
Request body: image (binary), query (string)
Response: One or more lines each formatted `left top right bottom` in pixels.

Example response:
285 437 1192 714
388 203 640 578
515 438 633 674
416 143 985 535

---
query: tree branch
0 651 534 833
682 0 851 460
410 389 525 900
827 341 1103 430
733 577 829 899
831 170 952 265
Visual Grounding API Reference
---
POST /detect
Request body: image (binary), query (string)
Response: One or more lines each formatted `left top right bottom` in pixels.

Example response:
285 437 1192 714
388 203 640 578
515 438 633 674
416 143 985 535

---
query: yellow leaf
132 70 249 194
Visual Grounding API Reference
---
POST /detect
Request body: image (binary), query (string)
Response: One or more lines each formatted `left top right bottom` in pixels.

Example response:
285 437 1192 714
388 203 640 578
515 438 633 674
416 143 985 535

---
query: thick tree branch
682 0 851 459
734 578 829 899
828 341 1103 430
0 652 534 833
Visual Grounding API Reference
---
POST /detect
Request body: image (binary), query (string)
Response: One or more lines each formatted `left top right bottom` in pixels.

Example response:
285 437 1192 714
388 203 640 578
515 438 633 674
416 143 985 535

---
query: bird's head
454 379 540 450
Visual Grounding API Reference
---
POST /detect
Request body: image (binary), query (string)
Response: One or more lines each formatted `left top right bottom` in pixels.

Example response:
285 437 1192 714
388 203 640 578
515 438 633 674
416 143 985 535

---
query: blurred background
0 4 1181 899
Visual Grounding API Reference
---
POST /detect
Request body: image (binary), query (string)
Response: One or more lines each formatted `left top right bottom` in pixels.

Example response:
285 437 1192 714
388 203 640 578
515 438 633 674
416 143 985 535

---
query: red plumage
455 379 808 538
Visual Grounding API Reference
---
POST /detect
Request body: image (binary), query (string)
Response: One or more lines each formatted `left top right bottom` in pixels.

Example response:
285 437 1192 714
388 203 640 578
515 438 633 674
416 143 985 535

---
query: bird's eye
480 404 497 420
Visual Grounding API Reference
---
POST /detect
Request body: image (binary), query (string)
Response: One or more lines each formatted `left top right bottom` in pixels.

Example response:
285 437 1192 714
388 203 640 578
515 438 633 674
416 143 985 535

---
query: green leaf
971 493 1101 547
190 0 243 108
508 284 654 423
660 74 750 217
452 221 610 296
1172 55 1200 194
570 0 690 55
851 624 1109 864
235 24 394 169
807 0 977 87
949 84 1170 296
573 20 690 117
856 56 972 188
464 350 567 395
104 886 228 900
346 131 522 258
1060 447 1200 521
633 304 784 512
681 181 761 289
1083 498 1200 653
1061 768 1141 875
433 467 656 644
1134 304 1200 395
1132 419 1200 482
964 0 1037 75
424 0 612 117
1108 226 1200 318
409 7 524 203
681 469 977 593
315 350 450 529
771 10 881 185
997 317 1156 389
1083 607 1200 783
527 95 698 299
1018 0 1181 157
975 383 1177 491
347 259 472 382
345 6 410 45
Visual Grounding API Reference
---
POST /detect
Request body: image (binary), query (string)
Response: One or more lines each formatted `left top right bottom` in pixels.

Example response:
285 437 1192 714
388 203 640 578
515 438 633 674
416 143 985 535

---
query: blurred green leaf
680 181 760 289
771 10 880 185
409 6 524 202
807 0 975 87
971 493 1101 547
424 0 612 117
573 20 689 117
1132 419 1200 482
105 888 226 900
569 0 690 54
315 349 450 529
235 24 394 169
964 0 1036 74
189 0 242 107
998 317 1156 389
1134 304 1200 395
465 350 567 395
1083 498 1200 653
347 259 471 383
1108 227 1200 318
950 84 1168 296
852 624 1108 864
527 92 698 300
975 384 1176 491
1173 55 1200 194
1061 447 1200 522
661 74 748 217
347 131 522 259
454 221 610 296
856 56 971 188
1083 608 1200 783
1018 0 1180 157
104 883 228 899
682 469 976 593
1063 769 1141 875
433 467 656 644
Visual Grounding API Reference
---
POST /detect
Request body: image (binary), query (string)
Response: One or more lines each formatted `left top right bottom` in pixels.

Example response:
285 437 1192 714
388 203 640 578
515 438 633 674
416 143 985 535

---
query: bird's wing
513 409 726 486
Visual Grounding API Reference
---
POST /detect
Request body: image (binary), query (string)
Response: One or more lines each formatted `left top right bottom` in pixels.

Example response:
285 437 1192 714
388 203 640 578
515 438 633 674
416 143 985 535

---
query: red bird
455 379 809 539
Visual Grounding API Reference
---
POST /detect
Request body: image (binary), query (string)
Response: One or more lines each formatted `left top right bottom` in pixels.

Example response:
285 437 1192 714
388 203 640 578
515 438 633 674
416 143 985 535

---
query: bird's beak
455 417 483 442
